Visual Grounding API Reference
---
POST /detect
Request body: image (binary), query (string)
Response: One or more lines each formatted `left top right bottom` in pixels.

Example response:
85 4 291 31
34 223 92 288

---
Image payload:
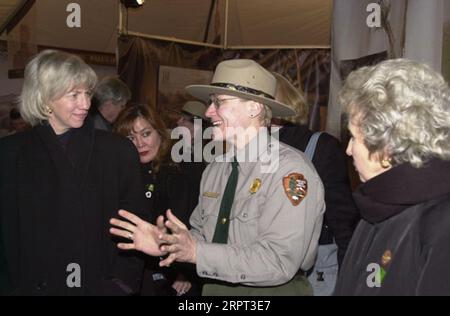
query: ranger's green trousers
202 274 313 296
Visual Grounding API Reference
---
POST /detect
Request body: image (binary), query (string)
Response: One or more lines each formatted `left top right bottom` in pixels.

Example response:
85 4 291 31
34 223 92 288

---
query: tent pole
125 31 223 48
226 45 331 49
203 0 217 43
121 31 330 50
118 1 125 35
223 0 229 49
0 0 35 35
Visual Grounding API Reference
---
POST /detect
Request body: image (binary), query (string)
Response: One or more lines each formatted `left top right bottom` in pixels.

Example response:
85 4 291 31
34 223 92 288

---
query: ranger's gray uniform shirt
190 131 325 286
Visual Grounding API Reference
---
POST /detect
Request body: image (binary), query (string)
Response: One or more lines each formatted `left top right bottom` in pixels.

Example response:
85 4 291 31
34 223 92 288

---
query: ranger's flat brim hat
185 59 295 117
182 101 207 120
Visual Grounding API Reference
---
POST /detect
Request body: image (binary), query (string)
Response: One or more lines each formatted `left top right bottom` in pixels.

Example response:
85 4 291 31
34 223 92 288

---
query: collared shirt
92 112 112 131
190 129 325 286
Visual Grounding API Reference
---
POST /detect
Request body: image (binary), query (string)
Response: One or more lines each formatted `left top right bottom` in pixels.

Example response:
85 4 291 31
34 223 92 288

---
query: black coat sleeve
107 138 147 295
0 236 10 295
146 166 200 289
416 237 450 295
0 138 9 294
165 167 199 228
0 141 11 294
0 134 23 295
416 202 450 295
313 134 360 265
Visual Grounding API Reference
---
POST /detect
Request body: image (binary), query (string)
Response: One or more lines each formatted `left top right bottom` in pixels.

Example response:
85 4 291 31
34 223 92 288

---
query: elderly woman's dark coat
334 159 450 295
0 225 11 295
0 119 147 295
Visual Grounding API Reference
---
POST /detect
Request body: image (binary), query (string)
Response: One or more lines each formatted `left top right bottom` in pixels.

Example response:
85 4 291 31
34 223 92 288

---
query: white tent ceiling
1 0 332 53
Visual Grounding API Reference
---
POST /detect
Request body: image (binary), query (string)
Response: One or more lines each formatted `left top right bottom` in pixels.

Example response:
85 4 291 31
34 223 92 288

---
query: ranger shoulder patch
283 173 307 206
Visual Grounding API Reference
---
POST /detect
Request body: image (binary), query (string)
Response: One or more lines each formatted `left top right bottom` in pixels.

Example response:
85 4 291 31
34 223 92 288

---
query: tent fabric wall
327 0 447 140
444 0 450 82
404 0 444 71
118 35 330 131
1 1 332 131
3 0 119 54
2 0 332 54
124 0 332 48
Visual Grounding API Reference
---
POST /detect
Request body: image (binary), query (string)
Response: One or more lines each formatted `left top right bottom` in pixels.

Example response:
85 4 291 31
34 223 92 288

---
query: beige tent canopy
1 0 332 54
1 0 332 133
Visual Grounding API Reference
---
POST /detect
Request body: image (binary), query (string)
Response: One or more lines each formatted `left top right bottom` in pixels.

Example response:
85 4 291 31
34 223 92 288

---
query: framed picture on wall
157 65 213 128
0 94 19 138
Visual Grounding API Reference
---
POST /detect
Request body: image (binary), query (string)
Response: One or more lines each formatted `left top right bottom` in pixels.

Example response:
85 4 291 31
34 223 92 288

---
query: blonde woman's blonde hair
272 72 309 125
259 103 272 127
20 50 97 126
234 97 272 127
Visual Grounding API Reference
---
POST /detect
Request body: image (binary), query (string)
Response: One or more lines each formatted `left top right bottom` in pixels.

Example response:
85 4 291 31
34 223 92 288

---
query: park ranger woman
110 59 325 296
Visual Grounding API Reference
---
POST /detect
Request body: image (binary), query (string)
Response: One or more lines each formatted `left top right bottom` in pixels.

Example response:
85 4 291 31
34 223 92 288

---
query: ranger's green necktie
212 159 239 243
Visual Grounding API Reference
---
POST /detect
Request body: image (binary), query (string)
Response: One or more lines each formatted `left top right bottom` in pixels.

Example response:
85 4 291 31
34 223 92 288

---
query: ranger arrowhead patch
283 173 307 206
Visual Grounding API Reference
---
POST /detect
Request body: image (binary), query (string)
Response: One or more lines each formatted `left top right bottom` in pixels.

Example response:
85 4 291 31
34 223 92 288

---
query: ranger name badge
203 191 220 198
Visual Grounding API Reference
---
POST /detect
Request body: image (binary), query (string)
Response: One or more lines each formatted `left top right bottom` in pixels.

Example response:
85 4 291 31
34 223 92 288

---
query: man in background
90 76 131 131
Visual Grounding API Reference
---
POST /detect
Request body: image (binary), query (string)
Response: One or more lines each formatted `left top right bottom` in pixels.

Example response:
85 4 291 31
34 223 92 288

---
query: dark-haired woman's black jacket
139 162 200 296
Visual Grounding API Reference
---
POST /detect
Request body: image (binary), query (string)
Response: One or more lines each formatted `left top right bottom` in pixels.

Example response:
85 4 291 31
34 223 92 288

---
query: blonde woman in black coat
0 50 146 295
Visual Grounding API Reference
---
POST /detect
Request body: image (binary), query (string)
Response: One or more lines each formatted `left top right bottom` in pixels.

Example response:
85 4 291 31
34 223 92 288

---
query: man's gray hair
92 76 131 109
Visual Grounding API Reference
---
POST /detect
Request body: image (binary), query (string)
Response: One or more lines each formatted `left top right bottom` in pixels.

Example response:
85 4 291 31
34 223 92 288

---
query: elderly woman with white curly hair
334 59 450 296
